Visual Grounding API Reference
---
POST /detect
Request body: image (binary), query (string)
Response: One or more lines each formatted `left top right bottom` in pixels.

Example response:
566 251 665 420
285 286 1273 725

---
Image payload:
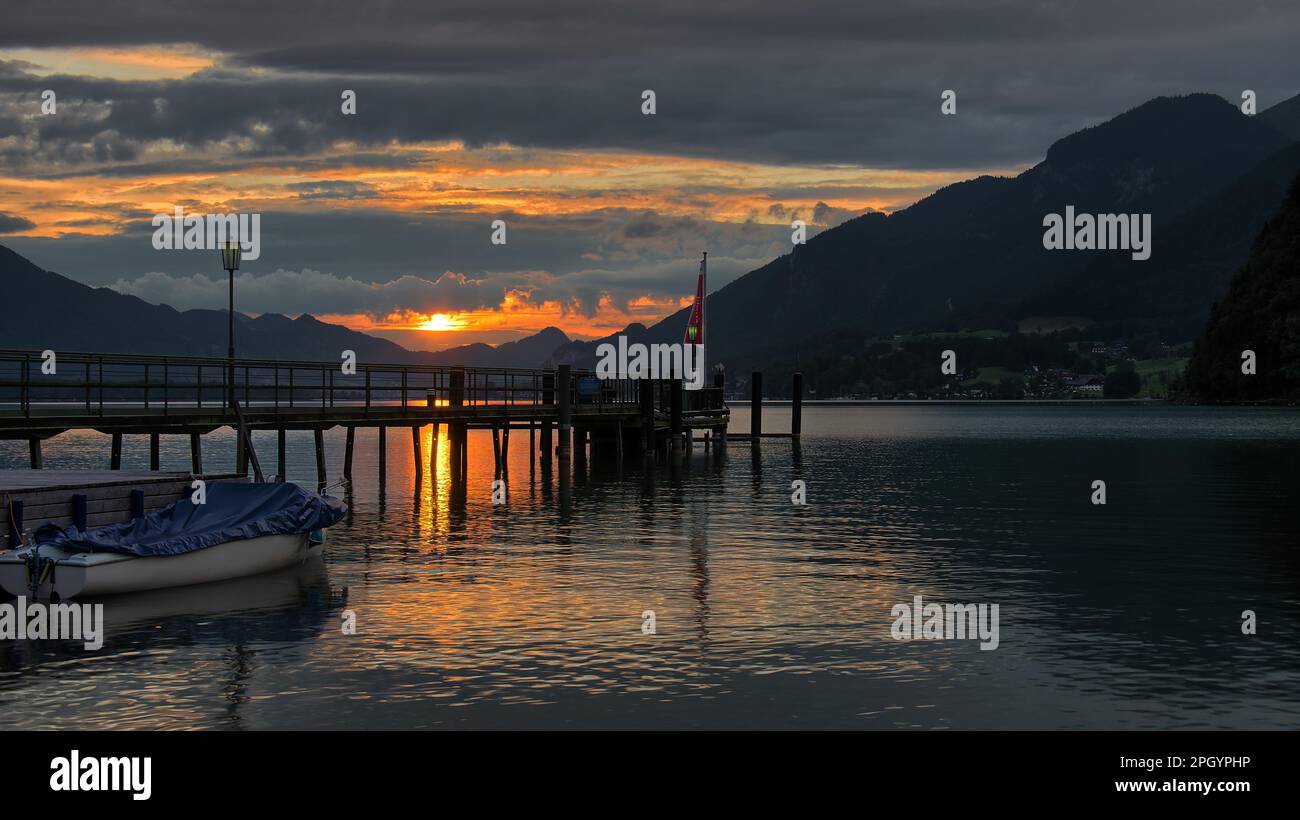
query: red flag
683 253 705 345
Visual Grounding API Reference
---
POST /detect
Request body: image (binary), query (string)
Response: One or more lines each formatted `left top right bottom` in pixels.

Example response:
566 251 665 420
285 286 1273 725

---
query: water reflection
0 408 1298 729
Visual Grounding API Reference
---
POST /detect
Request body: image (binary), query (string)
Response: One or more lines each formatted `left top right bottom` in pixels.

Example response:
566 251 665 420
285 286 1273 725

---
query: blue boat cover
34 482 347 557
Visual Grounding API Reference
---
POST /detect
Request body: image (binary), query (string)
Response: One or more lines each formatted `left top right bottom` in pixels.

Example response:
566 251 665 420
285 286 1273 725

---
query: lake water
1 405 1297 729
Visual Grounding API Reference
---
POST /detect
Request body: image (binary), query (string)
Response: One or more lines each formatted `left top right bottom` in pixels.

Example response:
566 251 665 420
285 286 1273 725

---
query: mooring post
616 419 624 463
412 425 423 485
314 428 326 489
277 429 287 481
491 424 502 473
28 437 42 469
149 432 160 471
71 494 87 531
190 432 203 474
110 432 123 470
750 371 763 439
557 364 572 459
670 377 683 452
378 425 387 486
343 425 355 480
792 372 803 438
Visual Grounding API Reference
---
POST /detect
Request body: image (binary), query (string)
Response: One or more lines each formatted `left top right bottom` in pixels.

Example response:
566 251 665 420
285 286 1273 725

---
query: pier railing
0 349 720 421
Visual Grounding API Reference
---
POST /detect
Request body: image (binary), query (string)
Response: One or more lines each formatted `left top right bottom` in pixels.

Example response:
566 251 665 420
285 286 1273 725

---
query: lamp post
221 240 242 410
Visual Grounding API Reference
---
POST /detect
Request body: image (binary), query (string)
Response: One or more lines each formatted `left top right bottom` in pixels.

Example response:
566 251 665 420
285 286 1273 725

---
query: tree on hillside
1185 174 1300 402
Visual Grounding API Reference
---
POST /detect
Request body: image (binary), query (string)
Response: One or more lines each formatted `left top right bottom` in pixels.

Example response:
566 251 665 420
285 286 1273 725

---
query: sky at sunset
3 1 1297 350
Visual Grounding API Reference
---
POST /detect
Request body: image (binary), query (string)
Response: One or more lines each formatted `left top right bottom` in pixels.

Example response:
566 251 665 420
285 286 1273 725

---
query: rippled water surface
1 405 1297 729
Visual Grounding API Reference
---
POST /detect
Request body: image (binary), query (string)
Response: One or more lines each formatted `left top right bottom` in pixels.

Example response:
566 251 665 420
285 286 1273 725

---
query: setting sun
418 313 464 332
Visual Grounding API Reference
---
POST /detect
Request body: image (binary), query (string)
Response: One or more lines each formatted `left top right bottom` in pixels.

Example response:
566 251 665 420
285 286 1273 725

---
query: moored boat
0 482 346 599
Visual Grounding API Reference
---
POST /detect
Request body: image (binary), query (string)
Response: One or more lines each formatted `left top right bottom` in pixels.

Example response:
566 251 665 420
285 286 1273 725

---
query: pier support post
190 432 203 474
314 428 326 489
412 425 423 485
750 371 763 439
492 424 502 473
275 429 287 481
28 437 42 469
430 424 439 477
641 379 655 453
557 364 572 460
149 433 160 471
71 494 87 530
792 372 803 438
343 425 355 481
670 377 683 453
540 419 552 465
378 425 387 487
110 433 123 470
501 424 510 473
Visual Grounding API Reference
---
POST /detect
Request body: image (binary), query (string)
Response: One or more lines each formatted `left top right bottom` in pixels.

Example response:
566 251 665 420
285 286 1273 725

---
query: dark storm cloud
0 212 36 233
2 1 1298 170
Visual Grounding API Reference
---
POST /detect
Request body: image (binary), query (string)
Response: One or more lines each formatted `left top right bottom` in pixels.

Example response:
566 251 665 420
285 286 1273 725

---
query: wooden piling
343 425 355 480
314 428 326 488
28 437 42 469
277 429 287 481
378 425 387 486
641 379 656 453
491 424 502 473
792 371 803 438
670 377 683 452
750 371 763 439
148 433 160 471
190 432 203 474
110 432 123 470
235 430 247 476
557 364 572 459
430 424 439 477
71 494 87 530
411 425 423 484
501 423 510 471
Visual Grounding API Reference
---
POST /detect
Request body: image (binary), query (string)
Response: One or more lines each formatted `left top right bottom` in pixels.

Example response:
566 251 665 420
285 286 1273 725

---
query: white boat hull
0 533 321 599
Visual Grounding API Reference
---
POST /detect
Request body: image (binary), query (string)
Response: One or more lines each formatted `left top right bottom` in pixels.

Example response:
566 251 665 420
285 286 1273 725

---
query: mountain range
0 243 569 368
2 91 1299 382
559 93 1300 372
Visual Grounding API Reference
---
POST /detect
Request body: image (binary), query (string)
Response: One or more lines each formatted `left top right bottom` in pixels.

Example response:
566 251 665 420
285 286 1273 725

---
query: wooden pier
0 350 735 492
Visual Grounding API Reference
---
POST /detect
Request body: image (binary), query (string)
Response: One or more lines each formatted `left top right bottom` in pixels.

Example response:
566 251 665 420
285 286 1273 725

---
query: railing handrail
0 348 585 377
